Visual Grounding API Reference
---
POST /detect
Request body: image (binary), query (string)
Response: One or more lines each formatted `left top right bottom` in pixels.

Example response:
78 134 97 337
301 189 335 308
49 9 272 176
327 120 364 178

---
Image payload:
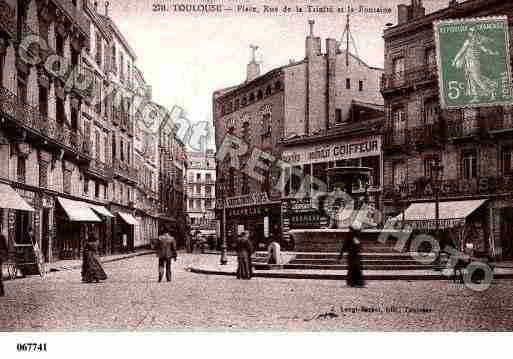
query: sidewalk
1 248 155 280
188 253 513 281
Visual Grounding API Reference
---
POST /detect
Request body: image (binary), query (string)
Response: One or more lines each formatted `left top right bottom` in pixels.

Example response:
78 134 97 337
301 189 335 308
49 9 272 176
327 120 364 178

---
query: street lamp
219 178 228 265
431 159 444 269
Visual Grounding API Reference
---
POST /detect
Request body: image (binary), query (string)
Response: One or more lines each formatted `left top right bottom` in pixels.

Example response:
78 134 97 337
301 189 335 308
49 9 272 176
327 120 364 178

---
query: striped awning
395 199 487 230
88 204 114 218
118 212 138 225
57 197 102 222
0 183 34 211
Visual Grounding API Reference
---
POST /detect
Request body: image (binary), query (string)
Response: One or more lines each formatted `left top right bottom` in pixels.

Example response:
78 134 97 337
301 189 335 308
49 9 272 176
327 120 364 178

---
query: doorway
42 208 50 262
500 208 513 259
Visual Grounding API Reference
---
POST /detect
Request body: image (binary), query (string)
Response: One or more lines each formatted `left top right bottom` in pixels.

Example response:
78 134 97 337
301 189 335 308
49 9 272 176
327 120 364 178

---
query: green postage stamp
434 16 513 109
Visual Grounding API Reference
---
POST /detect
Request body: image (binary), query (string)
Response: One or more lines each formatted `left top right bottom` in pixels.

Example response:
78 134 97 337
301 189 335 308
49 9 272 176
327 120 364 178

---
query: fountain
289 166 399 252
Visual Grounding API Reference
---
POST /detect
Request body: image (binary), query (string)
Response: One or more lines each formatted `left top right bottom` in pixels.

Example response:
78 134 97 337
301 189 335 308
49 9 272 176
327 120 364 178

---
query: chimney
305 20 321 59
246 44 260 82
411 0 425 19
397 4 409 24
449 0 458 7
94 1 98 12
105 1 109 16
326 38 337 128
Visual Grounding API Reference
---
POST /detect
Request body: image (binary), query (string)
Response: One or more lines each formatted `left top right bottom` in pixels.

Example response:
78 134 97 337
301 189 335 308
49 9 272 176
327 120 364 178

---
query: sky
102 0 450 149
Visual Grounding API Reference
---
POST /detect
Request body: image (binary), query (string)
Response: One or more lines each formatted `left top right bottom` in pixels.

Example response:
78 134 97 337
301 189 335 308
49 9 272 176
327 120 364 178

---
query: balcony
381 65 437 93
53 0 90 38
71 64 95 102
0 0 16 37
85 158 113 181
0 86 91 158
113 158 137 183
488 115 513 136
384 174 513 201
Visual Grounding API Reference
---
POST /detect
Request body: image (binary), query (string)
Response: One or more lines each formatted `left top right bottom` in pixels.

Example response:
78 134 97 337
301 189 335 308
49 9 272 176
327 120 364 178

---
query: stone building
213 21 383 249
186 149 216 238
381 0 513 259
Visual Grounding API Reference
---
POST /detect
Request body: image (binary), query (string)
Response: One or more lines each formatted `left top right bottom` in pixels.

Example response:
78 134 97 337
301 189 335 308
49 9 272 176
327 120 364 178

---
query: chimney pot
105 1 109 16
94 1 98 11
308 20 315 37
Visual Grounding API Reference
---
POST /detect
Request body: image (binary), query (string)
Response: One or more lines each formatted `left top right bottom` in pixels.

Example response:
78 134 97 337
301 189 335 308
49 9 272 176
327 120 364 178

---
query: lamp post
219 178 228 265
431 160 444 269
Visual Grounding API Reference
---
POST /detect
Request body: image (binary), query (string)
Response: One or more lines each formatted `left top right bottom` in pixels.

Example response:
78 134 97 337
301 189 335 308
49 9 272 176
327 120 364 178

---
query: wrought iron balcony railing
0 86 91 157
53 0 90 38
87 158 113 180
0 0 16 37
113 158 137 183
381 65 437 92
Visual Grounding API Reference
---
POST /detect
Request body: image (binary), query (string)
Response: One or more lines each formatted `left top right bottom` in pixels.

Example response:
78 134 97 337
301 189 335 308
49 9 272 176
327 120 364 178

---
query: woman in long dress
236 231 253 280
339 223 365 287
451 27 499 102
82 235 107 283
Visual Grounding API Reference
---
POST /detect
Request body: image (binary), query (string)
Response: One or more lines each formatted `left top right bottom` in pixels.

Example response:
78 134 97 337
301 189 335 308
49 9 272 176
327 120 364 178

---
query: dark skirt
346 254 365 287
236 250 253 279
82 252 107 282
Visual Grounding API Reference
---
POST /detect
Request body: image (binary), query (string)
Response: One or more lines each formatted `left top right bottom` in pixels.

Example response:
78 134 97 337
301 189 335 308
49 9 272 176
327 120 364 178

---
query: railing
72 64 95 100
383 174 513 200
0 0 16 37
0 86 91 157
445 119 480 138
113 158 137 182
381 65 437 92
488 115 513 132
87 158 113 179
53 0 91 38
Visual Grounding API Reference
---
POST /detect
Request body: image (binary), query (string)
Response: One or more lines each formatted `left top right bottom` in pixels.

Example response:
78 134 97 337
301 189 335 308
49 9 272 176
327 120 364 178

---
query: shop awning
0 183 34 211
118 212 139 225
395 199 487 230
57 197 102 222
89 204 114 217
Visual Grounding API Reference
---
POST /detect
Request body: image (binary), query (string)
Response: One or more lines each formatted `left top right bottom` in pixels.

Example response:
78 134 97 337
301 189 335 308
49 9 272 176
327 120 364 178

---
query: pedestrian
157 227 177 282
267 238 281 265
236 231 253 280
339 222 365 288
122 232 128 253
25 226 34 245
82 234 107 283
0 233 8 297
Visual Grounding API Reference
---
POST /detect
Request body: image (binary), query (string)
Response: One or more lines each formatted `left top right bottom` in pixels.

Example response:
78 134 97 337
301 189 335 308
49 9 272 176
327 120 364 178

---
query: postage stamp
434 16 513 109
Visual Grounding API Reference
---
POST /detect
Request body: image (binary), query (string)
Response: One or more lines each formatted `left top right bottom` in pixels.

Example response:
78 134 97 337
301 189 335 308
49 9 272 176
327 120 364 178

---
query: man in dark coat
236 231 253 280
0 233 7 297
157 227 177 282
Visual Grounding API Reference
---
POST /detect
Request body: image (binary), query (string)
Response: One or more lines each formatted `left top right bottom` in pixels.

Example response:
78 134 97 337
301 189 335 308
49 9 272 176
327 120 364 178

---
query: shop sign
225 192 269 209
282 136 381 165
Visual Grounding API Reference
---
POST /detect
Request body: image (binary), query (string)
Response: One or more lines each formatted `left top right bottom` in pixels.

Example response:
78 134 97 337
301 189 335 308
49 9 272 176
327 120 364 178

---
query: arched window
275 81 282 91
249 93 255 102
241 96 247 106
265 86 272 96
257 90 263 100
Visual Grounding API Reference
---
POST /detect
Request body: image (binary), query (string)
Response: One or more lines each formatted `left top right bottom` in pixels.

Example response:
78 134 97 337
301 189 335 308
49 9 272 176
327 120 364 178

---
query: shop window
462 150 478 180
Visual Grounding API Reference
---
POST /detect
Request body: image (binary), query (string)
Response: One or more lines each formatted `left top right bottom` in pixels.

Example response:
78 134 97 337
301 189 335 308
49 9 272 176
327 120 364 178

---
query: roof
98 14 137 60
84 5 112 42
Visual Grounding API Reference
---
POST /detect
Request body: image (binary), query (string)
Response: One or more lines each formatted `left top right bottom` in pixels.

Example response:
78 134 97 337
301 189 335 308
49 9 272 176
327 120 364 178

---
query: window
462 150 478 180
462 109 478 135
17 156 26 183
502 146 513 175
120 138 124 161
56 97 65 125
241 96 247 106
257 90 263 100
393 162 407 189
265 86 272 96
95 130 101 159
206 173 212 182
112 133 116 160
71 108 78 132
56 35 64 57
425 47 436 68
242 173 249 195
112 46 117 72
335 109 342 123
424 97 439 125
205 199 212 209
275 81 282 91
196 173 201 181
195 199 201 209
95 32 102 67
83 178 89 195
189 199 194 209
39 85 48 118
120 52 124 81
17 72 27 103
196 184 201 194
424 155 440 179
346 78 351 89
358 80 363 92
249 93 255 102
104 185 107 199
393 57 405 74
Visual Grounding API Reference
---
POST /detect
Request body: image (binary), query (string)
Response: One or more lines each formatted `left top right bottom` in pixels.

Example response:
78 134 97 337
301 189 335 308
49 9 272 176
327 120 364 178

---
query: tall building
186 149 216 237
381 0 513 259
213 21 384 249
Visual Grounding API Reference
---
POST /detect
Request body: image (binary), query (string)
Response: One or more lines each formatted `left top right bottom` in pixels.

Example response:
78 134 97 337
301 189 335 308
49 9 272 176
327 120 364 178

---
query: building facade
0 0 181 263
213 21 384 249
381 0 513 259
186 149 216 236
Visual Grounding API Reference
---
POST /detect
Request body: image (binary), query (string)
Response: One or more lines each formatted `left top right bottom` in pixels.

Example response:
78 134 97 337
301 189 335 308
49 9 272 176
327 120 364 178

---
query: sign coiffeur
282 136 381 166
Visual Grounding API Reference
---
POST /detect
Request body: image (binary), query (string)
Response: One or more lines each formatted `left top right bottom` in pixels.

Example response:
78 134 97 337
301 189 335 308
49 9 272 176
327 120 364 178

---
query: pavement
189 252 513 281
2 253 513 330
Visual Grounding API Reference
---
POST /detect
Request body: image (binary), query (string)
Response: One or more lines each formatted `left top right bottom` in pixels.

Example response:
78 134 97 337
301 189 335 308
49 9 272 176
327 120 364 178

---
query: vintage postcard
0 0 513 356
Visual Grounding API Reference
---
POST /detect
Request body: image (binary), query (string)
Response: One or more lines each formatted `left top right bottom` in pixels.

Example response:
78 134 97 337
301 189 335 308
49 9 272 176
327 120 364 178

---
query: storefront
217 192 281 251
393 199 490 255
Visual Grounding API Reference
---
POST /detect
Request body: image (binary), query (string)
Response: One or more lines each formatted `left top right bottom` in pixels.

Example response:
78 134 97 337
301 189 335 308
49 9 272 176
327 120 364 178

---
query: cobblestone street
1 253 513 331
